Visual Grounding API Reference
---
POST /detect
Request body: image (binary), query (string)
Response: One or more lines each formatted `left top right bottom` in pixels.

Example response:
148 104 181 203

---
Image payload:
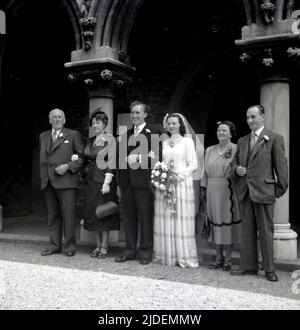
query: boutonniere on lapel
145 128 151 133
263 135 269 142
258 135 269 146
224 145 234 159
71 154 79 161
64 140 70 144
58 132 64 138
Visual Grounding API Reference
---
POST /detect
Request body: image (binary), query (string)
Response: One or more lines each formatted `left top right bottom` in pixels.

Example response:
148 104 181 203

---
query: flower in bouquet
151 161 179 214
151 162 168 192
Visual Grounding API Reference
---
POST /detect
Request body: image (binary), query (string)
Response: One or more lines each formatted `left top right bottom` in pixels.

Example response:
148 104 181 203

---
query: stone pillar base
273 223 298 260
79 219 122 247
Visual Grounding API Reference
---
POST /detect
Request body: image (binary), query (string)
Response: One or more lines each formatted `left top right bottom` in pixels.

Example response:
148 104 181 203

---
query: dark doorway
0 0 86 218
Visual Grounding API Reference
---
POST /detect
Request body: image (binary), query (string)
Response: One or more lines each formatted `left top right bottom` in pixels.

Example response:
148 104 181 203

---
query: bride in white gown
153 113 201 267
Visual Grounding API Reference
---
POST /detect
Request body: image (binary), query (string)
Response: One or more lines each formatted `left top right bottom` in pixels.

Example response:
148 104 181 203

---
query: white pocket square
64 140 70 143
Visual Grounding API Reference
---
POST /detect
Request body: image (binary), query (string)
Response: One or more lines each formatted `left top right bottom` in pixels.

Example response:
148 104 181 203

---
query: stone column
260 79 297 260
85 69 117 134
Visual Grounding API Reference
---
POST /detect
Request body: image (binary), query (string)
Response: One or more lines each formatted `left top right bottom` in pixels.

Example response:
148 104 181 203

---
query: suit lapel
240 135 250 167
51 127 68 152
128 127 134 138
131 123 147 137
45 130 51 154
249 128 266 162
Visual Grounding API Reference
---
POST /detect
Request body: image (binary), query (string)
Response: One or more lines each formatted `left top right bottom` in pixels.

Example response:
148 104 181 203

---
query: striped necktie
52 131 58 143
250 132 256 151
134 126 139 137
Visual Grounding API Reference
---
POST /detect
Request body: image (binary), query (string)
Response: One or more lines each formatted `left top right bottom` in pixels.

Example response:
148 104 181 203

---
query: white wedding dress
153 136 199 267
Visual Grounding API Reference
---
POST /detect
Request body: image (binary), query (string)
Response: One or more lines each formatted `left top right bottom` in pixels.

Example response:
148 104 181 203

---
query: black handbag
202 218 211 239
96 201 119 220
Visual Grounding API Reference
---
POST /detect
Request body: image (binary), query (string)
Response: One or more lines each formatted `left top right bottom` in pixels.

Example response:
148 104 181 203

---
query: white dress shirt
134 122 146 137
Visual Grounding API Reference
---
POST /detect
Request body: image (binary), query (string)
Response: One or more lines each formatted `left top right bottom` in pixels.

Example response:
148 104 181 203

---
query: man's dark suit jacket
40 127 84 190
117 124 160 189
231 128 288 204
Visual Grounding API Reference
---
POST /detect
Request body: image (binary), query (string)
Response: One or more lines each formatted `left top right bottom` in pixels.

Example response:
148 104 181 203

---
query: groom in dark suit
40 108 84 256
116 101 159 265
231 105 288 281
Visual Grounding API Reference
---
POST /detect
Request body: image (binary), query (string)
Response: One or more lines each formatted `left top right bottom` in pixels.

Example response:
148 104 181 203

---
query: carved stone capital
238 47 294 82
66 61 133 98
79 17 97 51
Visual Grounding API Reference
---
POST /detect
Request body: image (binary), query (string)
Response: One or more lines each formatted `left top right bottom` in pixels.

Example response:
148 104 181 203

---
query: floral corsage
224 145 234 159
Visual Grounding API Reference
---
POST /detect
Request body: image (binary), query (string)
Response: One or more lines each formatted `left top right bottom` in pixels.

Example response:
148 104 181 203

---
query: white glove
101 173 114 194
104 173 114 185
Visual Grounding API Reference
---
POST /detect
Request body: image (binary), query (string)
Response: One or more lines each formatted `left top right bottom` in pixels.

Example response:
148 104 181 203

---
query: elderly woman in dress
201 121 241 271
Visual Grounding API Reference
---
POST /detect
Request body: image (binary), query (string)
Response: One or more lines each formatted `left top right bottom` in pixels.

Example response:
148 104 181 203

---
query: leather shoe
231 269 258 276
265 272 278 282
41 248 61 256
209 262 223 269
66 251 76 257
140 259 150 265
115 255 135 263
222 263 231 271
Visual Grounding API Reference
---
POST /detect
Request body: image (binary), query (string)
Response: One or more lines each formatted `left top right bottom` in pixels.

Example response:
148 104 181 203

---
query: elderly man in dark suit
116 101 159 265
40 108 84 257
231 105 288 281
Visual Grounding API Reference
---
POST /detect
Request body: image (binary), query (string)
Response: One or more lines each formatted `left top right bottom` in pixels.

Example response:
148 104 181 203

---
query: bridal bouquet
151 161 179 213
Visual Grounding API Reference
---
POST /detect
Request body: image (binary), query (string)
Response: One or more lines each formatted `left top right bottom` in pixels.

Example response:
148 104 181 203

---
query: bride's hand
177 172 186 182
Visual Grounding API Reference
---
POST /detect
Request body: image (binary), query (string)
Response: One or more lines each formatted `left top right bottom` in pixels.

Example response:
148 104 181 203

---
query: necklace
169 135 182 148
217 143 231 156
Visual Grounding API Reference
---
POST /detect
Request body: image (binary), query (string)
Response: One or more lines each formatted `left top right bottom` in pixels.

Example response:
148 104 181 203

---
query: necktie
134 126 139 137
250 132 256 151
52 131 58 143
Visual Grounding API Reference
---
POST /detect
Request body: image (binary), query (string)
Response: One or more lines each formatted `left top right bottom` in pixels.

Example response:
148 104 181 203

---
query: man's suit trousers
45 184 77 253
239 192 275 273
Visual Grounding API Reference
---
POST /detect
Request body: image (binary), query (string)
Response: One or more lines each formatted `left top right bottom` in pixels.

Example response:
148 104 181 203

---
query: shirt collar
52 128 62 136
134 122 146 132
252 126 264 137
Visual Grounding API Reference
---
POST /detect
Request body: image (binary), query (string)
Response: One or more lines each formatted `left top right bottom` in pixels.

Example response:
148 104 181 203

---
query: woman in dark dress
83 110 119 258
